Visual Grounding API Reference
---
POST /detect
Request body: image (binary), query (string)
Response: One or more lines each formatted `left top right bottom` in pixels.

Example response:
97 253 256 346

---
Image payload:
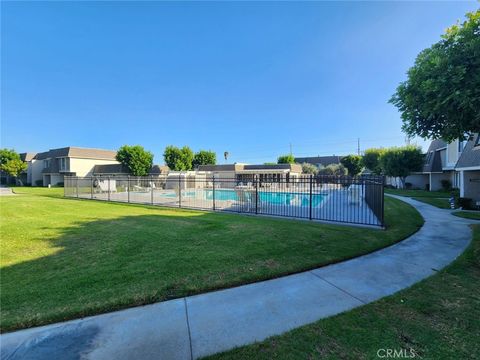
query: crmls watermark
377 348 417 358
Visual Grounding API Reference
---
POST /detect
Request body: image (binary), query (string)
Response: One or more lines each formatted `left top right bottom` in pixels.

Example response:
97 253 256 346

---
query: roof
456 133 480 169
198 164 244 172
93 164 130 175
19 152 36 162
423 139 447 173
93 164 170 175
294 156 343 167
35 147 117 160
198 163 302 173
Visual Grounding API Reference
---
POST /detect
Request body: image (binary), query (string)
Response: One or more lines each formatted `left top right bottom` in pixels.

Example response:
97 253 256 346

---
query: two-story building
21 147 120 186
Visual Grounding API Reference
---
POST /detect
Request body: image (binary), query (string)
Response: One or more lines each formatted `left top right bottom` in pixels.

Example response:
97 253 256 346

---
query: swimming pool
175 189 325 207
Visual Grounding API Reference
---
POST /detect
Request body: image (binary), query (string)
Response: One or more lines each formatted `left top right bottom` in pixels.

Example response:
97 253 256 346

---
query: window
458 140 465 152
44 159 50 169
58 158 67 171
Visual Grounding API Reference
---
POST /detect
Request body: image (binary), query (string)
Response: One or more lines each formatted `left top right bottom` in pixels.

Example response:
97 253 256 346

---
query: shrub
441 179 452 191
456 197 473 210
35 180 43 186
405 182 413 189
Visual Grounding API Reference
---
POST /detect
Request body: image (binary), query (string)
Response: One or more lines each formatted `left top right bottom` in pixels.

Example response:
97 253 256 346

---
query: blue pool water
202 189 324 207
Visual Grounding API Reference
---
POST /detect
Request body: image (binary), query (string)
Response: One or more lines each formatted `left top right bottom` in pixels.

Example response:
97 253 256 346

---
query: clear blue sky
1 1 477 164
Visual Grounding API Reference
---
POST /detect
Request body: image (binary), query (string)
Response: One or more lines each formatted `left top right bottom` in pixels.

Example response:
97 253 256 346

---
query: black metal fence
64 174 384 227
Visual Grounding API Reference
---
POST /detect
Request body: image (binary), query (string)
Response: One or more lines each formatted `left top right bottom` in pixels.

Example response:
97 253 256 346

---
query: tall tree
116 145 154 176
163 146 194 171
362 148 385 175
390 10 480 142
277 154 295 164
379 146 424 188
340 155 363 176
224 151 229 162
0 149 27 185
192 150 216 168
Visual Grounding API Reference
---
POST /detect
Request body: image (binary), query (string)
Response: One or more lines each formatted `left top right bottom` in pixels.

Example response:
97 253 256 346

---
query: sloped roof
456 133 480 169
35 147 117 160
19 152 36 162
93 164 170 175
294 156 342 167
423 139 447 173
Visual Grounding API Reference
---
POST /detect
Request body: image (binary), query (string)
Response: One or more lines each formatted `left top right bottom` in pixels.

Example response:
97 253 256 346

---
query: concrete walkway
0 187 15 196
1 196 475 360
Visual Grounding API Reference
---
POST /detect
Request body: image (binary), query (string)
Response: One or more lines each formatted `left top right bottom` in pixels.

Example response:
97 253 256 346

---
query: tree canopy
340 155 363 176
116 145 154 176
317 164 347 176
163 146 194 171
379 146 424 186
0 149 27 185
192 150 216 168
277 154 296 164
362 148 386 175
390 10 480 142
301 162 318 175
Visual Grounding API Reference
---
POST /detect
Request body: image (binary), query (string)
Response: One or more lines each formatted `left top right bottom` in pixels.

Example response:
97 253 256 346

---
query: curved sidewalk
1 196 475 360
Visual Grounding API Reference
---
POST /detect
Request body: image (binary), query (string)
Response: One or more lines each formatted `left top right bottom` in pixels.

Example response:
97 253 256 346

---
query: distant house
294 156 342 168
390 134 480 204
197 163 302 183
21 147 120 186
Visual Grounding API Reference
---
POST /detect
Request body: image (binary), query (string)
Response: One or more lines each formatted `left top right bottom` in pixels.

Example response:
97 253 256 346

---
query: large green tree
116 145 154 176
340 155 363 176
390 10 480 142
379 146 424 188
301 162 318 175
317 164 347 176
163 146 194 171
277 154 295 164
362 148 386 175
0 149 27 185
192 150 216 168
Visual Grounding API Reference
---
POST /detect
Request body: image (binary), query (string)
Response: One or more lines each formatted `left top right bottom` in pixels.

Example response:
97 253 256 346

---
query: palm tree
224 151 229 163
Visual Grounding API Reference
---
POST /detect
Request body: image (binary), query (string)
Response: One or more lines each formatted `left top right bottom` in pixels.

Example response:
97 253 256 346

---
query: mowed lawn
1 187 422 332
209 225 480 360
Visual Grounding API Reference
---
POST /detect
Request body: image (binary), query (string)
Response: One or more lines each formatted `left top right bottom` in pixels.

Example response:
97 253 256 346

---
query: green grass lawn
1 187 422 332
453 211 480 220
385 188 451 198
411 197 453 209
207 225 480 360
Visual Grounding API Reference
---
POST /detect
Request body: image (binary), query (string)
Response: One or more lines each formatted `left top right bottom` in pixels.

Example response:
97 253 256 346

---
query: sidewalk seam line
309 271 367 305
184 298 194 360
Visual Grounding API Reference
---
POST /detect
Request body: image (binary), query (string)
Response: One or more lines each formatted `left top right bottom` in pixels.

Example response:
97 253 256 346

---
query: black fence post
76 177 79 198
127 176 130 203
309 174 313 220
91 177 93 199
381 176 385 227
108 176 111 201
255 175 259 214
178 173 182 208
151 175 154 205
212 175 216 211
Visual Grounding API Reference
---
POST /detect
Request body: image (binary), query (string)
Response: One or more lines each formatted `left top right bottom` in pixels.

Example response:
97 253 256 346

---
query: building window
44 159 50 169
58 158 67 171
458 140 465 152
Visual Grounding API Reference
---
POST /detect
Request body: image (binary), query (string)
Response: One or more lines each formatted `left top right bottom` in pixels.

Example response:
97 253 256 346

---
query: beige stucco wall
30 159 44 186
69 158 119 177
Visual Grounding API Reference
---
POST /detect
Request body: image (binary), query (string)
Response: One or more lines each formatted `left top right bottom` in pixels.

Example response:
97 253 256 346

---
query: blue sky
1 1 477 164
